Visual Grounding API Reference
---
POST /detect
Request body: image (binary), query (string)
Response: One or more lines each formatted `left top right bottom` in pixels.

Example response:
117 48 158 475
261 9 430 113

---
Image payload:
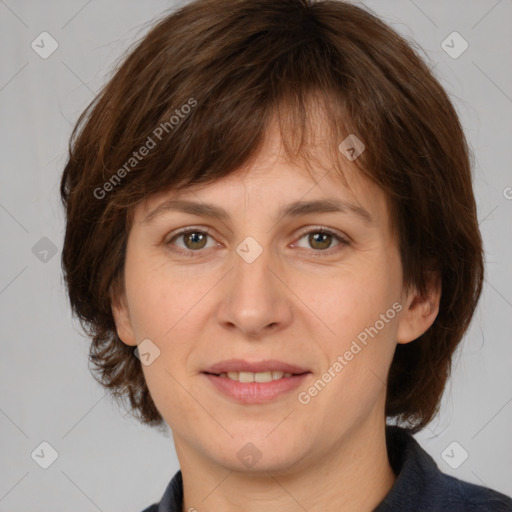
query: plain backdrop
1 0 511 510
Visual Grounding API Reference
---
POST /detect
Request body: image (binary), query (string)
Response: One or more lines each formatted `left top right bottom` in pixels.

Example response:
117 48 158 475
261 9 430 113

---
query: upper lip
204 359 310 375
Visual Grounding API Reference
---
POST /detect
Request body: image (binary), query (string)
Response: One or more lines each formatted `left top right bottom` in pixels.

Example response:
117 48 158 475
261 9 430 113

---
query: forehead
134 113 390 231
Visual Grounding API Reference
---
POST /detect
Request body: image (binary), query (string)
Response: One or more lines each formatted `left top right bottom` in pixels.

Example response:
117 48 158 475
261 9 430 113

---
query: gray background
1 0 511 510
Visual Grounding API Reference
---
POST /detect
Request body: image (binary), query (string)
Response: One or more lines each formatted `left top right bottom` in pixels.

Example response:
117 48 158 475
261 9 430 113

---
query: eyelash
165 225 349 257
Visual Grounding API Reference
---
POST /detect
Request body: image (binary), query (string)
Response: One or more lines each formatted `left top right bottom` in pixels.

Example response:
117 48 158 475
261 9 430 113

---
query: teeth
222 370 294 382
239 371 255 383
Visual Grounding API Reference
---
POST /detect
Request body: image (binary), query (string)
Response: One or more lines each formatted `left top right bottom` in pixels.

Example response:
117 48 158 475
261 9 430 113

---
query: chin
207 429 310 474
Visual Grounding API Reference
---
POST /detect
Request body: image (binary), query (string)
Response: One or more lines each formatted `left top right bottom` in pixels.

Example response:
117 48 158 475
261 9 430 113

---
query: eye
292 227 349 254
166 227 218 254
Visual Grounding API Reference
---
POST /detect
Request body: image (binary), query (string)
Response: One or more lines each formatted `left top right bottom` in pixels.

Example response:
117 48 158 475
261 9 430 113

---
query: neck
175 412 396 512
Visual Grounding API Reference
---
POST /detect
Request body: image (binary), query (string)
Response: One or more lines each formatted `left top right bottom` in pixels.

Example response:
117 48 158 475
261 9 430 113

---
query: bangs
105 36 361 217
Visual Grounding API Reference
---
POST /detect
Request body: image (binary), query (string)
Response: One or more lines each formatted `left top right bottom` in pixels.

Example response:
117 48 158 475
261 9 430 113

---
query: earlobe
111 295 137 347
396 272 442 344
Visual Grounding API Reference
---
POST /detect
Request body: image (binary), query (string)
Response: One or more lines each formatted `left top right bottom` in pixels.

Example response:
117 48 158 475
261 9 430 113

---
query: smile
215 370 294 382
202 373 310 403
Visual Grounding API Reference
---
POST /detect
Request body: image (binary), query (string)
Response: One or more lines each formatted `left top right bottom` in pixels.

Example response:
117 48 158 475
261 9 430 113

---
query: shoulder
376 426 512 512
137 470 183 512
438 471 512 512
140 505 159 512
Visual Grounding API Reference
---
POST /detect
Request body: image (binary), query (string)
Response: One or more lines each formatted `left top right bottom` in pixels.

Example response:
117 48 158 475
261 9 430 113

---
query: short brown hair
60 0 484 433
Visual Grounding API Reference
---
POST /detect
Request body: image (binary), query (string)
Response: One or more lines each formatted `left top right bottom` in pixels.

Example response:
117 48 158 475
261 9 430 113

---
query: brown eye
182 231 208 250
293 227 349 254
308 232 334 250
167 228 216 254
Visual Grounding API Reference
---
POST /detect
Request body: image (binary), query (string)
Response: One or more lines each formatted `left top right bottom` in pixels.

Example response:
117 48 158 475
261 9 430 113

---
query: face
112 121 438 474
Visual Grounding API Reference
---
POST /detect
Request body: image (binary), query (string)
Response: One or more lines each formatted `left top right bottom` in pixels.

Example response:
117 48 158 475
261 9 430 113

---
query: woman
60 0 512 510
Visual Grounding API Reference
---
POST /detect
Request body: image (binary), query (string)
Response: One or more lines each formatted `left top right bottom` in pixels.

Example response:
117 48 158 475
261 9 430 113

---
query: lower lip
202 373 310 404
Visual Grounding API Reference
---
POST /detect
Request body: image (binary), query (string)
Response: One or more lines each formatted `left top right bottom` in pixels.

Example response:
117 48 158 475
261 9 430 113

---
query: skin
112 117 441 512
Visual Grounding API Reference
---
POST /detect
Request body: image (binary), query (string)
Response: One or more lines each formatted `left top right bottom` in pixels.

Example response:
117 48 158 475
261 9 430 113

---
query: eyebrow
142 198 373 225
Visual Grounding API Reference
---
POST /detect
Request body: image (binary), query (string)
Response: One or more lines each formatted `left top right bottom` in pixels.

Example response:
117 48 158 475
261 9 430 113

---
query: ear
396 271 442 344
111 291 137 347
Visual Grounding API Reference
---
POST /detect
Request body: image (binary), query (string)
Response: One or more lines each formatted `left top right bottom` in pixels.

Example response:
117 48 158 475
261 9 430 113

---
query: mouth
205 370 299 382
201 359 311 404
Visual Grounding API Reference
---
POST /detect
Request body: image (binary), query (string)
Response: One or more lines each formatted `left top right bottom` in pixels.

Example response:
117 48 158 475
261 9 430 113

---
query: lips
202 359 311 404
204 358 310 375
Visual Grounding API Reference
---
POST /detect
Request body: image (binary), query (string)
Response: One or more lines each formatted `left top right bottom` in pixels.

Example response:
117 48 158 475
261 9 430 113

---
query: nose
215 238 293 339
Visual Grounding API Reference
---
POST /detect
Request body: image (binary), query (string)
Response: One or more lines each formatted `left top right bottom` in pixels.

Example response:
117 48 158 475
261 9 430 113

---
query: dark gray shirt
141 425 512 511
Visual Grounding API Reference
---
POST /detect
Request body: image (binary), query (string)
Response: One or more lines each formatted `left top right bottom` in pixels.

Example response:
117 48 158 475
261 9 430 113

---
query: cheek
124 256 208 340
297 277 400 440
130 265 212 427
305 253 402 394
316 259 401 341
